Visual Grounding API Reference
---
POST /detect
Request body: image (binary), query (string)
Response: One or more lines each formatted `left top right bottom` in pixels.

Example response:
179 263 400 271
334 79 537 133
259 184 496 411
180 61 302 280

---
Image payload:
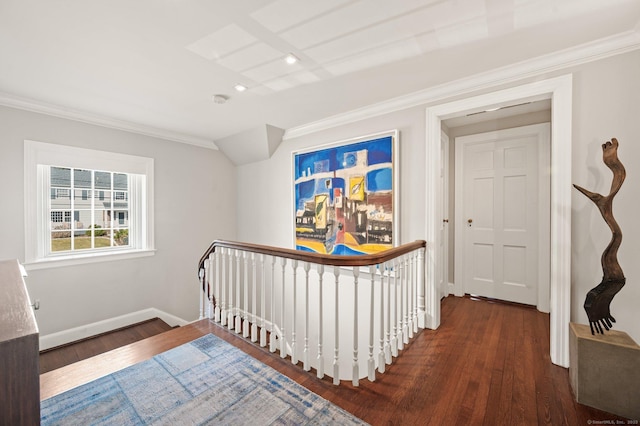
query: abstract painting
293 131 398 255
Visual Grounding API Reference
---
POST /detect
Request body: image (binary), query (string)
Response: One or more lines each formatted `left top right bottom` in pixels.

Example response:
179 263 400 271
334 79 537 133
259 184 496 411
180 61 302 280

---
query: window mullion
42 165 51 258
110 172 114 247
129 174 138 249
70 168 75 252
90 170 95 250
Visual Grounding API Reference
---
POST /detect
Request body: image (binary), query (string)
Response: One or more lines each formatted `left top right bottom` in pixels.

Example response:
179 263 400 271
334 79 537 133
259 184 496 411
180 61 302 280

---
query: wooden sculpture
573 138 626 335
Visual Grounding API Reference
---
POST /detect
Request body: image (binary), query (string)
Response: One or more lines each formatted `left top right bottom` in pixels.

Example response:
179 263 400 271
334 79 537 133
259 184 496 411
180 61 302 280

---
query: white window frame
24 140 155 269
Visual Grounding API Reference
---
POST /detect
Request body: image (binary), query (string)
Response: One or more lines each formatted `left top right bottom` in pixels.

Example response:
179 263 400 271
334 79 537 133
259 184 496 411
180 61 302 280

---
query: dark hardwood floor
39 318 173 374
40 296 629 425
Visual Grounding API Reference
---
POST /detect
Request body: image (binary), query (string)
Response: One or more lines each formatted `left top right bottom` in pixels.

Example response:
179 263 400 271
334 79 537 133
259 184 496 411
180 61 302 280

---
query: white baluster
243 252 250 338
384 261 392 364
317 264 325 379
379 263 387 372
235 250 242 334
220 248 227 326
280 257 287 358
251 252 258 342
260 254 267 347
303 262 310 371
352 267 360 386
225 249 237 330
368 265 376 382
224 248 230 325
417 247 426 329
332 266 340 385
411 251 419 334
195 243 430 384
291 259 298 365
398 257 405 351
391 259 401 357
408 254 414 339
270 256 277 353
402 255 409 345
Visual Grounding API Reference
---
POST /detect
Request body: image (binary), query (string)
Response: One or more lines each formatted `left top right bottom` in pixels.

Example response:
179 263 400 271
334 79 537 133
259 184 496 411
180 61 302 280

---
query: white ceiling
1 0 639 153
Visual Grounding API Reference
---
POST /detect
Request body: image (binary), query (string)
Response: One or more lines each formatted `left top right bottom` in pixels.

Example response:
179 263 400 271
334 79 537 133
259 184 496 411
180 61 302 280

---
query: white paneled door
455 124 550 306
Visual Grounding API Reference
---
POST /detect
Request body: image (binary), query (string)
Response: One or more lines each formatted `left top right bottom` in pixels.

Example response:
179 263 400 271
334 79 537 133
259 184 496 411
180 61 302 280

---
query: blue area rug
41 334 367 425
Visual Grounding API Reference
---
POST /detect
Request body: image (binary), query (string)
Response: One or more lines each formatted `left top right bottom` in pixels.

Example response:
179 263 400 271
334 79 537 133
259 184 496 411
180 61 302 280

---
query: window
24 140 154 269
50 211 71 223
48 166 130 253
51 188 70 199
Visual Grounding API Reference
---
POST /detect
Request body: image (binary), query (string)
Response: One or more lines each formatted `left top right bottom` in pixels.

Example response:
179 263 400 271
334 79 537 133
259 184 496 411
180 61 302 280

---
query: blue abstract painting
293 132 397 255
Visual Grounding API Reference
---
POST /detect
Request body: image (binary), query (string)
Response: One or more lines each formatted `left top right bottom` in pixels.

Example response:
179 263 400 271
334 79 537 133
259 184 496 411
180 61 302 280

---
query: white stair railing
199 240 426 385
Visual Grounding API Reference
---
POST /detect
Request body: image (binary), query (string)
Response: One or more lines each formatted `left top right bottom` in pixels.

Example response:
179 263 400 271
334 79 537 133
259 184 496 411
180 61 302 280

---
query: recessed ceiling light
285 53 299 65
234 84 247 92
212 94 228 104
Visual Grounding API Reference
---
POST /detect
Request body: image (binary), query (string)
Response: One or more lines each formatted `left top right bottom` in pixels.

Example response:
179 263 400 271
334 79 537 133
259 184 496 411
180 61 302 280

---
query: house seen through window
24 140 154 269
49 167 130 252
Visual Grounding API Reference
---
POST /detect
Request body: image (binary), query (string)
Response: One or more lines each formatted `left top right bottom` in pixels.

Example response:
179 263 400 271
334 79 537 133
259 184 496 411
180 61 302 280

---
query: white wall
0 106 237 338
237 107 427 249
237 49 640 345
571 51 640 341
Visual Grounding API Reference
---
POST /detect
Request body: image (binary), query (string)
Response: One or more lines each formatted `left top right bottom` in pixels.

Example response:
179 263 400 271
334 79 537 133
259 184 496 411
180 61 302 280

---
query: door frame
440 130 450 299
424 75 572 368
453 123 551 311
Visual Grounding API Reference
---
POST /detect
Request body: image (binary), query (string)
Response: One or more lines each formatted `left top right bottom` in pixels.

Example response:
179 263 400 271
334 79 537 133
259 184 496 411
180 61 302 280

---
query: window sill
23 248 156 271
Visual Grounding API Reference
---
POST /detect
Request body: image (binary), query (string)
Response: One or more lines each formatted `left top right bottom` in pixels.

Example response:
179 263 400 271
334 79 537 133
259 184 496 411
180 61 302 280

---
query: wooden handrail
198 240 426 276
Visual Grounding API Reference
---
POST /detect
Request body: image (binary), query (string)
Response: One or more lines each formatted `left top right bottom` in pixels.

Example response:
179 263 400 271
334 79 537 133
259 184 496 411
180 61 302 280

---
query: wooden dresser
0 259 40 425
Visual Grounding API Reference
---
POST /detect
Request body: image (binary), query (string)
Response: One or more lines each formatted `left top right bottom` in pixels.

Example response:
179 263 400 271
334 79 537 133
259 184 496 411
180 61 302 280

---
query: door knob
467 218 473 227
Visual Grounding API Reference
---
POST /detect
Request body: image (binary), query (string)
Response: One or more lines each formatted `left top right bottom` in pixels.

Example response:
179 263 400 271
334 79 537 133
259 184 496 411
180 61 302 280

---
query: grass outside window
51 237 113 252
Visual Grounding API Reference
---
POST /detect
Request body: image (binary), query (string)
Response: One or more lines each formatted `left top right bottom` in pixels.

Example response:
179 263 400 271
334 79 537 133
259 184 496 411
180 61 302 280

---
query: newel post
199 266 205 320
207 253 215 319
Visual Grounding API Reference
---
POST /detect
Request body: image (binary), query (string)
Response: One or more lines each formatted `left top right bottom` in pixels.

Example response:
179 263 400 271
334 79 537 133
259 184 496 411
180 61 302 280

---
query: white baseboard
39 308 189 351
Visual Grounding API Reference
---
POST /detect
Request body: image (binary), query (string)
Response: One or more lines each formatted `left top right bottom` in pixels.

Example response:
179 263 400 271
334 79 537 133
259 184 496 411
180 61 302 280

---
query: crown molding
0 92 218 150
283 28 640 141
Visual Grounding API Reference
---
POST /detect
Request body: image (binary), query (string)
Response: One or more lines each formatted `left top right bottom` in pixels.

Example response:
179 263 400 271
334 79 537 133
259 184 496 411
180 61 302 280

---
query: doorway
424 75 573 367
453 123 550 308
